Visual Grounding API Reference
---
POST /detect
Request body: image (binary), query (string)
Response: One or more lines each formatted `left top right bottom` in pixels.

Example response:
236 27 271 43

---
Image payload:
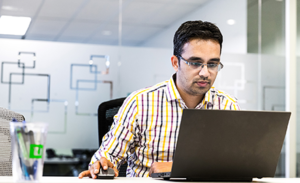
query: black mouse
96 167 115 179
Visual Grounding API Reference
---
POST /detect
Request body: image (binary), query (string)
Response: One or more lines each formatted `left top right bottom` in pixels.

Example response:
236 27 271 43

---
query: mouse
96 167 115 179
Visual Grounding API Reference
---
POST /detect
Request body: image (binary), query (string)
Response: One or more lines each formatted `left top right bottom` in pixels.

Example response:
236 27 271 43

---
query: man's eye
190 62 202 66
207 63 218 68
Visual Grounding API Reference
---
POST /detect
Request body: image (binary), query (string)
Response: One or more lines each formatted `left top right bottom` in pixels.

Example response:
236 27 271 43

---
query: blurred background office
0 0 299 178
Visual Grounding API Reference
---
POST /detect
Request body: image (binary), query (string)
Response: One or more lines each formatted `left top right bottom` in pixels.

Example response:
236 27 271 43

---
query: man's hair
173 20 223 59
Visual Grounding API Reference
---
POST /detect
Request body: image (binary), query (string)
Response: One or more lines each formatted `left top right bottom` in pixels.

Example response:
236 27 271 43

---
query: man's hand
149 162 172 176
78 157 119 179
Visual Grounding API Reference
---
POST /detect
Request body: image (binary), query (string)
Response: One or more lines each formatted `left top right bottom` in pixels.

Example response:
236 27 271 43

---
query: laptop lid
169 109 290 181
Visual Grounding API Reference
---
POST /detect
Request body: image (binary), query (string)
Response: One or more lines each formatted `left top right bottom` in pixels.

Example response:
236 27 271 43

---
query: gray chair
0 107 25 176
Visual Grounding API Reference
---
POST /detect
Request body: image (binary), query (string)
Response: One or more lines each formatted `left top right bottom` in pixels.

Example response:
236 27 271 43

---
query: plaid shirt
90 74 240 177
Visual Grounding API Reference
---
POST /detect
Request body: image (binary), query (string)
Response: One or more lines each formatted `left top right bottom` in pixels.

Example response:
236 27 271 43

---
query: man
78 20 240 179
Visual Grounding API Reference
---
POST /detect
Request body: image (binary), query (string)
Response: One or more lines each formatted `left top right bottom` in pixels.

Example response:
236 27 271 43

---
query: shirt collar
166 74 182 102
166 73 215 108
204 87 215 104
196 87 215 109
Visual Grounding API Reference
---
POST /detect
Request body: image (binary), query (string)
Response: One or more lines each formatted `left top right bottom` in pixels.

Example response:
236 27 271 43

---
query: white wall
140 0 247 54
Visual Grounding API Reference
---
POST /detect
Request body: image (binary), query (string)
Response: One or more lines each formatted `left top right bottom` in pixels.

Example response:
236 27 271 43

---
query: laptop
151 109 291 182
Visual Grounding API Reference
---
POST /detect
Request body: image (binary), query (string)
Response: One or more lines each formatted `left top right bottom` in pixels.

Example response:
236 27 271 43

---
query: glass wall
247 0 286 177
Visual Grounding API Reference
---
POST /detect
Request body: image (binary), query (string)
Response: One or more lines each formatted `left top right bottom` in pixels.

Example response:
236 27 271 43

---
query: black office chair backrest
97 97 126 146
0 107 25 176
97 97 127 176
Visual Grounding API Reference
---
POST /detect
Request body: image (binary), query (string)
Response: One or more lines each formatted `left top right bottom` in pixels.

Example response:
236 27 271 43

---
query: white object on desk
0 177 300 183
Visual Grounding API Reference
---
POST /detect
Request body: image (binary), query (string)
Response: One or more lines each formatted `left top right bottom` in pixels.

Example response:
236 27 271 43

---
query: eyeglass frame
177 55 224 72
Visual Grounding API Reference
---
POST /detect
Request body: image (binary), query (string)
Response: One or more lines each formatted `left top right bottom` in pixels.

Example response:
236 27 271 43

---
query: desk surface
0 177 299 183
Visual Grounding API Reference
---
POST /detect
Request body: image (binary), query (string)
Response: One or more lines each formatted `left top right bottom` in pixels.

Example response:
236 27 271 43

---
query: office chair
0 107 25 176
97 97 127 177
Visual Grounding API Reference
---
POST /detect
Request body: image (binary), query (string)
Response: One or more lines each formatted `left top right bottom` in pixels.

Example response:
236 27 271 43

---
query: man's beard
182 78 211 96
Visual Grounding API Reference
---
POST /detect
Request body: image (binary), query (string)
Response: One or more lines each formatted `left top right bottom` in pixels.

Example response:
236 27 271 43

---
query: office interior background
0 0 299 177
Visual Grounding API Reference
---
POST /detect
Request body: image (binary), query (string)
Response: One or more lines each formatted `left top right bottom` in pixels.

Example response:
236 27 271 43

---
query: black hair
173 20 223 64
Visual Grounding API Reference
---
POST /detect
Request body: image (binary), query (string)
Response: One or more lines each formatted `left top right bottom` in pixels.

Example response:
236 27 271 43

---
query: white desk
0 177 299 183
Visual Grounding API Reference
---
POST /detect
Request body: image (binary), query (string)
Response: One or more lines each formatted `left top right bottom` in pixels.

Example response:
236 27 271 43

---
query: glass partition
247 0 286 177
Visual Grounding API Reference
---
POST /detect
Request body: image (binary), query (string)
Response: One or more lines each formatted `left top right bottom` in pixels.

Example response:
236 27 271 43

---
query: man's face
173 39 221 97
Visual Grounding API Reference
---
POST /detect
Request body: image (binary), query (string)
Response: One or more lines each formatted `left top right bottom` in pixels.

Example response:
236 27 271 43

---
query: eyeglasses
178 56 223 72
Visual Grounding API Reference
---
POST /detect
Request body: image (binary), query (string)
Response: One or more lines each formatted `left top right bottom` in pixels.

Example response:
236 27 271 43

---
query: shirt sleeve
89 93 140 170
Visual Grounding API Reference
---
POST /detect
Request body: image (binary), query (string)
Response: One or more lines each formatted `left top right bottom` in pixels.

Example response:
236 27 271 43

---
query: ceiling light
0 16 31 35
2 6 21 11
102 30 111 36
227 19 236 25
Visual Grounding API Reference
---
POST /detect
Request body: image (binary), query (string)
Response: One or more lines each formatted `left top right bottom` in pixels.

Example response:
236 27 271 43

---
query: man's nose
199 65 210 78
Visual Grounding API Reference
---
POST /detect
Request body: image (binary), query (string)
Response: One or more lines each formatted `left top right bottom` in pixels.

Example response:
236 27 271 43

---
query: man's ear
171 55 179 72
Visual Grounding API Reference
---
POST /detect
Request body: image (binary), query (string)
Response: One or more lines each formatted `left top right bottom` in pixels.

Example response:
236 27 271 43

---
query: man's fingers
113 167 119 177
78 170 90 179
149 162 156 176
149 168 153 176
100 157 109 170
90 161 101 179
149 162 172 177
99 157 118 177
93 161 101 174
89 168 96 179
106 159 115 168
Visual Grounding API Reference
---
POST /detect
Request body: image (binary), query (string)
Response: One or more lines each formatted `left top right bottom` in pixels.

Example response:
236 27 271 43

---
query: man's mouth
196 81 210 87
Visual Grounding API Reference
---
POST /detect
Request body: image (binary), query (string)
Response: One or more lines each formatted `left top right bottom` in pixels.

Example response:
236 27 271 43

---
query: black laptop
151 109 291 182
